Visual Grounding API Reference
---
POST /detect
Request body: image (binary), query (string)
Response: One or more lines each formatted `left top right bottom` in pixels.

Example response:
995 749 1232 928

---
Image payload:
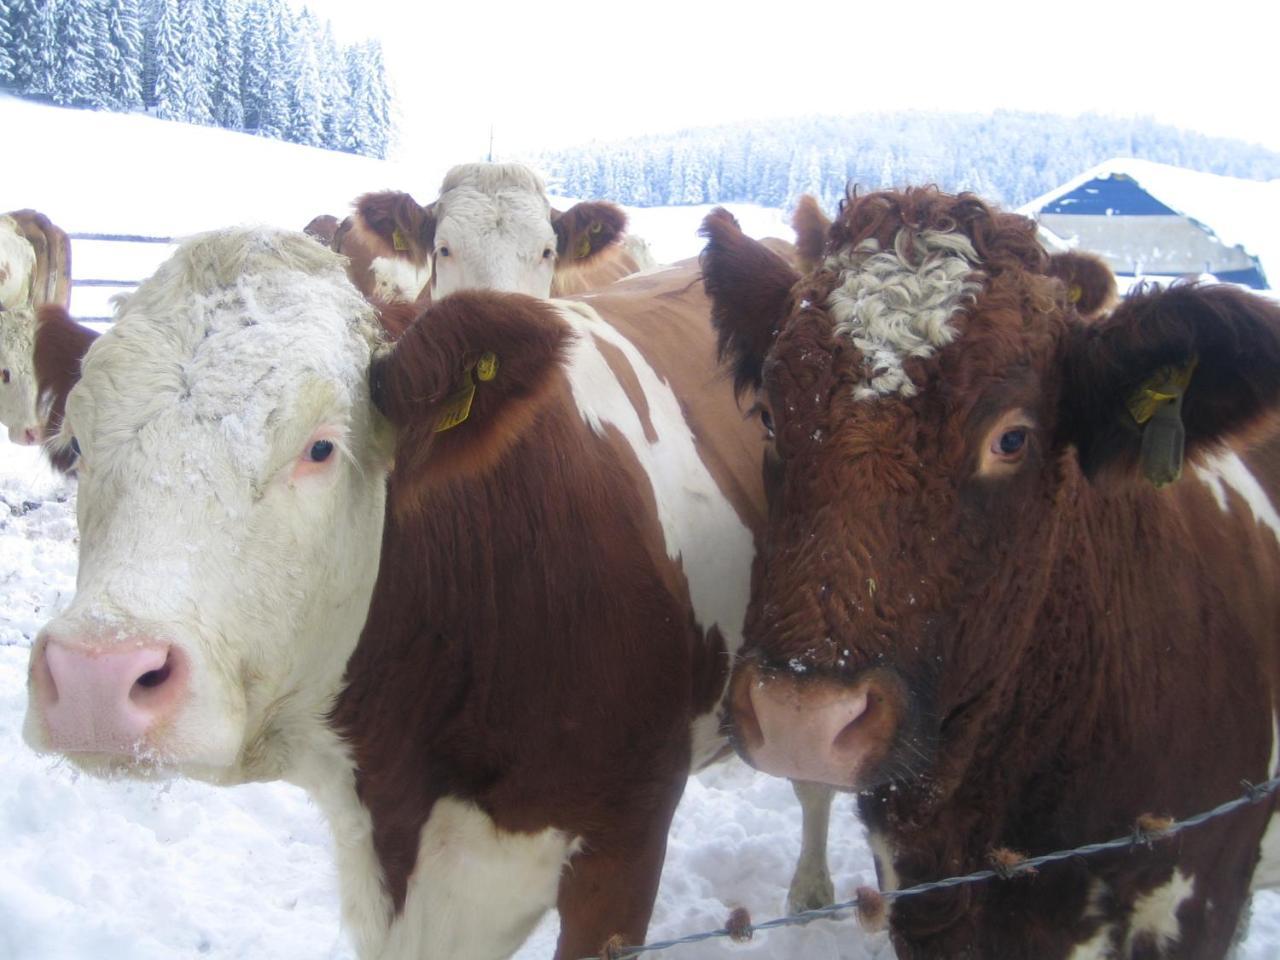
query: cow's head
0 213 36 309
23 229 394 783
0 305 42 445
355 163 627 301
23 228 575 785
702 189 1280 794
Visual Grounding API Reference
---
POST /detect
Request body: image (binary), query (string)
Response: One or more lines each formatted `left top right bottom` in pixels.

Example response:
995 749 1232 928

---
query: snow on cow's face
0 306 41 445
429 164 559 300
23 229 393 784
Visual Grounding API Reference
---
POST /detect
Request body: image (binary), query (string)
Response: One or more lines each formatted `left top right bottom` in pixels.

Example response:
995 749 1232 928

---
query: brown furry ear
1061 282 1280 483
370 291 571 498
792 195 831 273
354 191 437 257
34 304 98 473
303 214 340 248
552 202 627 262
699 207 800 399
1048 251 1118 321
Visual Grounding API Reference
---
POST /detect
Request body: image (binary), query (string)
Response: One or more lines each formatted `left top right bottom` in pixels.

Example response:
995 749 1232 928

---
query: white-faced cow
0 210 74 449
24 227 785 958
701 188 1280 959
334 162 630 305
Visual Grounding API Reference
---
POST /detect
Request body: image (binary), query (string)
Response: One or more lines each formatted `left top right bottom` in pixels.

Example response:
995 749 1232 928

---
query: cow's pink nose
34 638 187 754
730 665 904 789
21 427 41 445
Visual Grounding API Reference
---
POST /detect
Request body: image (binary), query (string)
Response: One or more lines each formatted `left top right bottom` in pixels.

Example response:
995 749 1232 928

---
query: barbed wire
587 773 1280 959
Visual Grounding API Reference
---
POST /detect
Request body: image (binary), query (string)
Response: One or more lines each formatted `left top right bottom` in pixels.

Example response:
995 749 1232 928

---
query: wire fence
588 774 1280 959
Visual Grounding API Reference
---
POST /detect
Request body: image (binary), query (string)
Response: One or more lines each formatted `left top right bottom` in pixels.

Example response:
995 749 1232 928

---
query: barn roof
1020 158 1280 290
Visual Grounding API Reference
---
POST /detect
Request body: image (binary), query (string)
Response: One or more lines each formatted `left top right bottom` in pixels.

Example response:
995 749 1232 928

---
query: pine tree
207 0 243 128
24 0 57 96
0 0 16 85
151 0 184 119
257 0 292 139
317 21 348 150
239 0 269 131
286 9 323 146
99 0 144 110
6 0 37 91
49 0 103 107
178 0 215 125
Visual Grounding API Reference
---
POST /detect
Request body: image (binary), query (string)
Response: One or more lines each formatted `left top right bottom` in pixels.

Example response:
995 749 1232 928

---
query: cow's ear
551 201 626 263
355 191 437 256
791 194 831 274
369 291 571 500
1047 251 1117 321
699 207 801 399
34 304 98 472
1059 283 1280 486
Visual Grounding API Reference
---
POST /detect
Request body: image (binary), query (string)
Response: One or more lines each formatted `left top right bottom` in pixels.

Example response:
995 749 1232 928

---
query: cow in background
333 162 631 304
702 187 1280 958
21 227 815 958
0 210 75 449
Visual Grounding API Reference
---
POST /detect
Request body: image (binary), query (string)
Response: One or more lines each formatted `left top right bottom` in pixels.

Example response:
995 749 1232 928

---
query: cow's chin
23 718 247 785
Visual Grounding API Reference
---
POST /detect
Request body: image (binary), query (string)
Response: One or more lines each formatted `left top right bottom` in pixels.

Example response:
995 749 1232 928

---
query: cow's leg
787 779 836 912
553 793 682 960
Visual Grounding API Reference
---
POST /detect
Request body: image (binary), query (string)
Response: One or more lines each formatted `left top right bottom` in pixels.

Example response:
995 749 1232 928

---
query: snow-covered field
4 95 1280 960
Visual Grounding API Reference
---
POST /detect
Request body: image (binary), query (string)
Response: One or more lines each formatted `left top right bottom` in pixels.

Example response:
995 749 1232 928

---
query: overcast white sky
298 0 1280 166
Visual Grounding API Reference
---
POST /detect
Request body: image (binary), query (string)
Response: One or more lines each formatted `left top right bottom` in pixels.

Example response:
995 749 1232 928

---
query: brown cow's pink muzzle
21 427 41 446
31 637 188 755
731 665 904 789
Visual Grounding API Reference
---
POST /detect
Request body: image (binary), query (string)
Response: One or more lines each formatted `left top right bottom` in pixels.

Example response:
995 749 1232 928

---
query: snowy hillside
4 97 1280 960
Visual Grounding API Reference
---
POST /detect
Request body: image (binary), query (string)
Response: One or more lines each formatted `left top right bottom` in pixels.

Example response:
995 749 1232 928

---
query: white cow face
0 306 41 445
23 229 393 784
0 214 36 309
430 178 559 300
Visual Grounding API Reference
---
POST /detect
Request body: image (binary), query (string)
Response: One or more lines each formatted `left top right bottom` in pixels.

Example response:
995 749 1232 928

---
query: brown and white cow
334 162 630 305
0 210 74 448
303 213 341 247
23 228 774 959
701 188 1280 959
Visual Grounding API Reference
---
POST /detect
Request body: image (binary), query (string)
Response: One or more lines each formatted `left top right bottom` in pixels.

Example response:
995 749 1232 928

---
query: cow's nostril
134 662 171 690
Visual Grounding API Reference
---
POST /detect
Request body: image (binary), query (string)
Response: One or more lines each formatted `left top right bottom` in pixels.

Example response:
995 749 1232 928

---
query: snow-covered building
1021 158 1279 290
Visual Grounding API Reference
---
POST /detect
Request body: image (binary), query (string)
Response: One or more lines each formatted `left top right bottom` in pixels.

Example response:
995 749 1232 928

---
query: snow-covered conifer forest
0 0 392 158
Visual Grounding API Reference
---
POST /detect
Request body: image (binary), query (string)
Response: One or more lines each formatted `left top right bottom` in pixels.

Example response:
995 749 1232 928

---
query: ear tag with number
432 353 499 432
393 228 408 251
1127 356 1197 489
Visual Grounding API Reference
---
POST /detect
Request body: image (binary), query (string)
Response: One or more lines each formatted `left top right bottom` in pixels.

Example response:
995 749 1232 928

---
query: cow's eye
542 248 554 260
1 369 9 384
438 246 451 258
307 439 334 463
748 402 776 441
70 437 81 457
995 429 1027 457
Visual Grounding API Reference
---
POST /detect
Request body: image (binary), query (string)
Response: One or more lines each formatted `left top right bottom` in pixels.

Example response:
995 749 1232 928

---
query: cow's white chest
299 732 576 960
370 255 432 304
554 300 755 767
1196 450 1280 544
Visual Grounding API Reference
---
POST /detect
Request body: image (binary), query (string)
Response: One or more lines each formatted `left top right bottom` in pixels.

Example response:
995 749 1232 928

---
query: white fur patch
0 305 39 442
382 797 578 960
866 828 899 893
0 213 36 309
824 229 982 400
1068 924 1114 960
370 255 432 304
1123 869 1195 954
555 299 755 767
1196 450 1280 545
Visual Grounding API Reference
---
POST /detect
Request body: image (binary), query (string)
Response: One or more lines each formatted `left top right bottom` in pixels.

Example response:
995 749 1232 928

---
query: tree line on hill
0 0 393 158
540 112 1280 211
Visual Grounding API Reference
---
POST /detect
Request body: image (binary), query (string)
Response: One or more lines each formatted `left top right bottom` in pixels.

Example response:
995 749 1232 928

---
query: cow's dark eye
438 246 451 258
1 368 9 384
542 248 554 260
997 429 1026 456
70 437 81 457
308 439 334 462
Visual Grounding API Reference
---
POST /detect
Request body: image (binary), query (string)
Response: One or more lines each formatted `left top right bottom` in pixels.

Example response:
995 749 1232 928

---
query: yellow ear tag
392 228 408 251
1068 284 1083 304
589 221 603 236
475 352 499 382
576 235 592 259
1127 356 1198 427
433 376 476 433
